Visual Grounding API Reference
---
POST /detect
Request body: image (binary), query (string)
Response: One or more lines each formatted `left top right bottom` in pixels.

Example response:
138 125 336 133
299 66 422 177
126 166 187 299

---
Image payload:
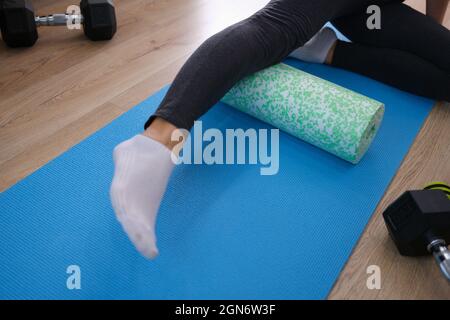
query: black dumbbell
0 0 116 48
383 182 450 281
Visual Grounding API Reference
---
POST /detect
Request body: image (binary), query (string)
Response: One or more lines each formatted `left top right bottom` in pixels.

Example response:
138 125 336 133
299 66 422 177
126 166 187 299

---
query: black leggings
332 2 450 100
145 0 450 130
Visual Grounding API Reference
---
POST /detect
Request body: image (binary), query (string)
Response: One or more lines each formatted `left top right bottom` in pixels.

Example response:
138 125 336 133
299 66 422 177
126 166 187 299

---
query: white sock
289 27 338 64
110 134 175 259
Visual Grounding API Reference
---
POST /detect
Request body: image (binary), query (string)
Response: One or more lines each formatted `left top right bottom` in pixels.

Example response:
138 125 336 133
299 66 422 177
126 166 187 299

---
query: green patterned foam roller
222 63 385 164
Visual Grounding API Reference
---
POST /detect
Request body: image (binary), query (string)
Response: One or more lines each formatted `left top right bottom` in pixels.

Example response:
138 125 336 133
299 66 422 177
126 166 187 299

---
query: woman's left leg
332 2 450 73
325 1 450 101
331 41 450 101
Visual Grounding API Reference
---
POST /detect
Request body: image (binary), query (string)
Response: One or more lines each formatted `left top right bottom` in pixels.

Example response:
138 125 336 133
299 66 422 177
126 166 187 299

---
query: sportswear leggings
145 0 450 130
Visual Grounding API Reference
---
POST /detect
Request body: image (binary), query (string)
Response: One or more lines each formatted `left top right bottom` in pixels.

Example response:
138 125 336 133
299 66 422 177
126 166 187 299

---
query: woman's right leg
112 0 337 259
145 0 331 132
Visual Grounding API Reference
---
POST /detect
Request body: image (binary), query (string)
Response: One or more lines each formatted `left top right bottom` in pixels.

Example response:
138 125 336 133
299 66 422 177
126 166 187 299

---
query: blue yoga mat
0 60 434 299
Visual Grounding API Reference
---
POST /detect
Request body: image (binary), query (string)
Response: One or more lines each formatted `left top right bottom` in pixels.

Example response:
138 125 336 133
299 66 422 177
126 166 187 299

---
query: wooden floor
0 0 449 299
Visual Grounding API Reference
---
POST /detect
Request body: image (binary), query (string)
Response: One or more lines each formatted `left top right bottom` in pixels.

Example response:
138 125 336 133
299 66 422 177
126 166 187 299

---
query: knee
251 3 313 46
197 1 318 65
199 16 285 64
242 5 317 60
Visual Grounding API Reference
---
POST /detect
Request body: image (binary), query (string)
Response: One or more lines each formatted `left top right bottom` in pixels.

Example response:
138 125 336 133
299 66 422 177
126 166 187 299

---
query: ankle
143 117 185 151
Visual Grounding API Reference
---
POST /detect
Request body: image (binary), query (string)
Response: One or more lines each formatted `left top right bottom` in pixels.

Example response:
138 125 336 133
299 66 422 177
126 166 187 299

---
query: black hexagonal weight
80 0 116 41
383 190 450 256
0 0 38 47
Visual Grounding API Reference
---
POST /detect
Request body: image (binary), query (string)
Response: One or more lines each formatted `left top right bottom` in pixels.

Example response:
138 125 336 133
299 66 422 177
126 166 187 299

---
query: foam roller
222 63 384 164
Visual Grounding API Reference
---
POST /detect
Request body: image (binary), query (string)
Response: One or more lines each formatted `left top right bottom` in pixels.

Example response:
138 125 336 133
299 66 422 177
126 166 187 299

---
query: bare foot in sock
289 27 338 64
110 134 175 259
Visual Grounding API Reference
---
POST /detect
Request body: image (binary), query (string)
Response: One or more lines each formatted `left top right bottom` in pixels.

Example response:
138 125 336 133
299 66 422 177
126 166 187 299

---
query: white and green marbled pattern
222 63 384 164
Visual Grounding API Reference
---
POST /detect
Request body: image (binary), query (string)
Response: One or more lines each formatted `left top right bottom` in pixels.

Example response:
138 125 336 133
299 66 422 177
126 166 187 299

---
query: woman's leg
331 41 450 101
332 2 450 73
111 0 400 259
326 1 450 101
146 0 402 132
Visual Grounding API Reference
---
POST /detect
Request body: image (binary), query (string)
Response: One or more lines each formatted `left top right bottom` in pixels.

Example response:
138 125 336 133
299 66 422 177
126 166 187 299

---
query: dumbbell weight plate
0 0 38 47
80 0 117 41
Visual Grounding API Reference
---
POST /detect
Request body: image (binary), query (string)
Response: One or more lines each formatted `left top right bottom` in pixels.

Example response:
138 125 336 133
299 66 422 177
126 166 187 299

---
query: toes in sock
110 134 175 259
289 27 338 64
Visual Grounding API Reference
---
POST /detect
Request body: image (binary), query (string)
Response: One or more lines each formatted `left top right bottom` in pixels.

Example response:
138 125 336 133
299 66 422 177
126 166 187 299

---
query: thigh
332 41 450 101
332 2 450 72
251 0 403 61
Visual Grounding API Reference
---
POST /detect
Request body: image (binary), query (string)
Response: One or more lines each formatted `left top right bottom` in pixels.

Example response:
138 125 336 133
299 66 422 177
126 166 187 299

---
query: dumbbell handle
35 14 84 27
428 239 450 282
